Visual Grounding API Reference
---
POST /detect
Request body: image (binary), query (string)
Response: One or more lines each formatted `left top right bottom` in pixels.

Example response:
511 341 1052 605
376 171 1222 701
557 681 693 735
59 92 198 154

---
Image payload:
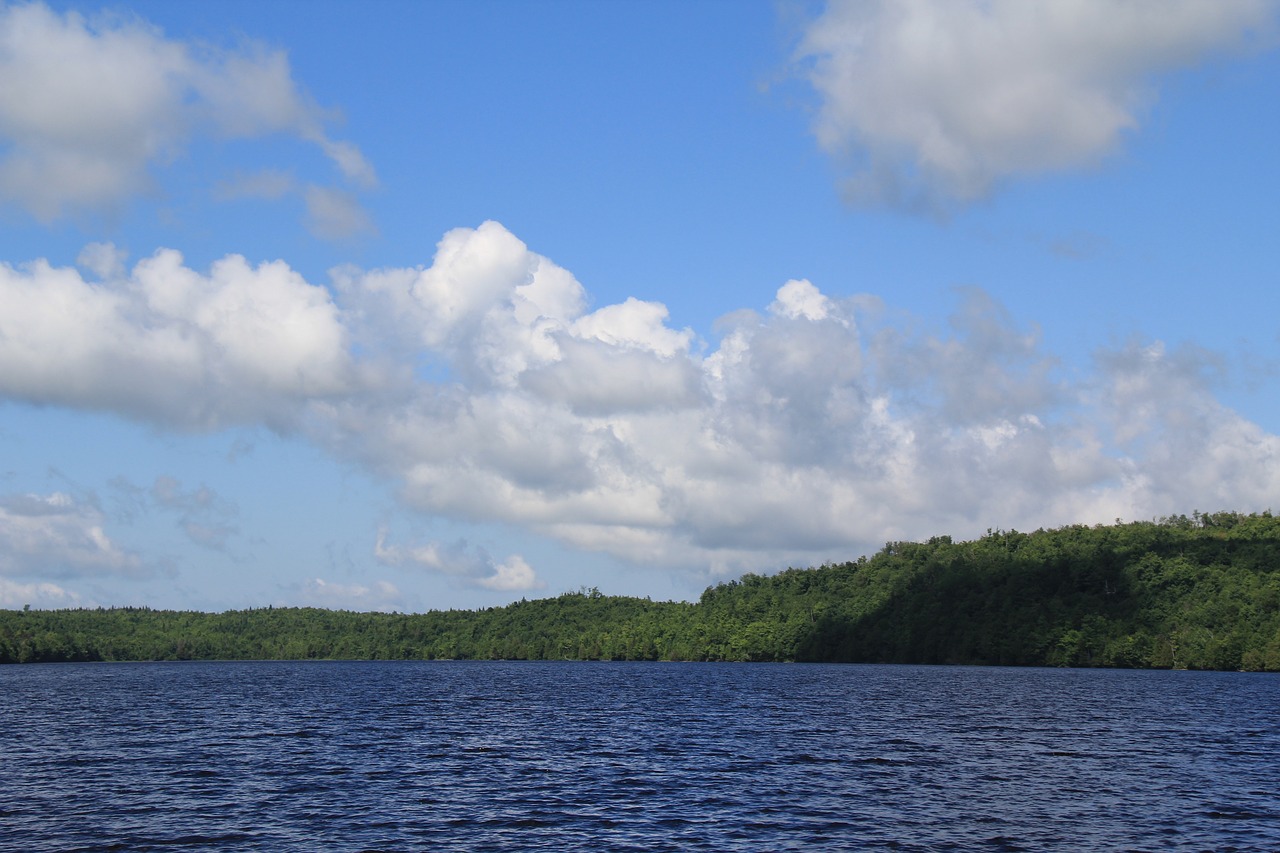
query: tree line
3 511 1279 670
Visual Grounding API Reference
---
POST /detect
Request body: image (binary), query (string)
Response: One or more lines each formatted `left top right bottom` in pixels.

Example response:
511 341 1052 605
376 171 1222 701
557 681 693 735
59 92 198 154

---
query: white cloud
476 556 542 592
795 0 1277 211
521 337 704 415
869 288 1059 424
1093 340 1280 510
301 577 403 612
0 491 150 578
571 297 695 357
334 220 589 388
0 578 82 608
374 528 545 592
0 247 362 429
3 221 1279 581
770 279 835 322
0 2 375 221
323 222 1280 575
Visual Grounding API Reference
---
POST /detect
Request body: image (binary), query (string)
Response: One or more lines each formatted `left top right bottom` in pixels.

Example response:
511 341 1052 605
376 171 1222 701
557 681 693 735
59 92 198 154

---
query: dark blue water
2 662 1278 852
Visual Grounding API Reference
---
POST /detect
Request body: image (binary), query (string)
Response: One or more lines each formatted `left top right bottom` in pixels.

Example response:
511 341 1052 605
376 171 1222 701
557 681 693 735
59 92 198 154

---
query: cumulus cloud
795 0 1277 212
475 556 542 592
0 245 363 429
334 220 592 386
571 297 695 357
374 528 545 592
0 2 375 221
3 221 1279 581
0 491 150 578
323 221 1280 575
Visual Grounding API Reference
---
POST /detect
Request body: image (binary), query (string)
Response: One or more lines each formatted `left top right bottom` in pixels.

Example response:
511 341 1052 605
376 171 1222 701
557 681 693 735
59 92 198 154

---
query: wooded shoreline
5 512 1279 670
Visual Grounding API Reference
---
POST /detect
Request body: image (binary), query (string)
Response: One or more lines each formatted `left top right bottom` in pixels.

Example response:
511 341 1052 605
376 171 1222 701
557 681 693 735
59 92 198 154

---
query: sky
1 0 1278 613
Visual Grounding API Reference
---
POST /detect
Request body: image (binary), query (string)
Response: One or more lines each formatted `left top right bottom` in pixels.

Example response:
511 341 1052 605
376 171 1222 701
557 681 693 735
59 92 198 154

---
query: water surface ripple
2 661 1278 851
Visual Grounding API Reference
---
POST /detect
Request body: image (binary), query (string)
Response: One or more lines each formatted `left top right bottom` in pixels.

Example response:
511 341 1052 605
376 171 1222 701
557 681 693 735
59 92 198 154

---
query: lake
1 661 1277 851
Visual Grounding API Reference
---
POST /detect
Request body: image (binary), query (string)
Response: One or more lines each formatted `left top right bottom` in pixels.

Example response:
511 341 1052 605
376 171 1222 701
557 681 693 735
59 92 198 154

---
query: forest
3 511 1279 670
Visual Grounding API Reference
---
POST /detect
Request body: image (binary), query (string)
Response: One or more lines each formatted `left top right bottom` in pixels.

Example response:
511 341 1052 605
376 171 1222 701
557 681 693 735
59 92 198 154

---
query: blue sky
1 0 1278 612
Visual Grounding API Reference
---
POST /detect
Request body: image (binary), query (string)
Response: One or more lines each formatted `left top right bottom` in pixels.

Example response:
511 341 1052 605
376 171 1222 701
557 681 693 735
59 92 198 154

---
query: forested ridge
4 512 1280 670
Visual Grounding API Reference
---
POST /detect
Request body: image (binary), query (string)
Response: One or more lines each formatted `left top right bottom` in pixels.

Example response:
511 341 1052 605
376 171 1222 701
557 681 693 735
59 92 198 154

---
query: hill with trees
3 512 1278 670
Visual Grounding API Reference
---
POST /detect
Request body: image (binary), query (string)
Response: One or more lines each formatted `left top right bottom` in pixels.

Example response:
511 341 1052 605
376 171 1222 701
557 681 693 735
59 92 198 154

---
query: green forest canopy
3 512 1279 670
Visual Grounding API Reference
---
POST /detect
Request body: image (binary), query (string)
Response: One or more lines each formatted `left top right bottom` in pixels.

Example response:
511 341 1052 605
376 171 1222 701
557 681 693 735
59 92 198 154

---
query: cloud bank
3 221 1277 582
795 0 1276 211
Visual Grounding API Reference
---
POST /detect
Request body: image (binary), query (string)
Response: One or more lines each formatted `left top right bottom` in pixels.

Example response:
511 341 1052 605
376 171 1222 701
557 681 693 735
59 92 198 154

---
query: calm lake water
1 661 1278 852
